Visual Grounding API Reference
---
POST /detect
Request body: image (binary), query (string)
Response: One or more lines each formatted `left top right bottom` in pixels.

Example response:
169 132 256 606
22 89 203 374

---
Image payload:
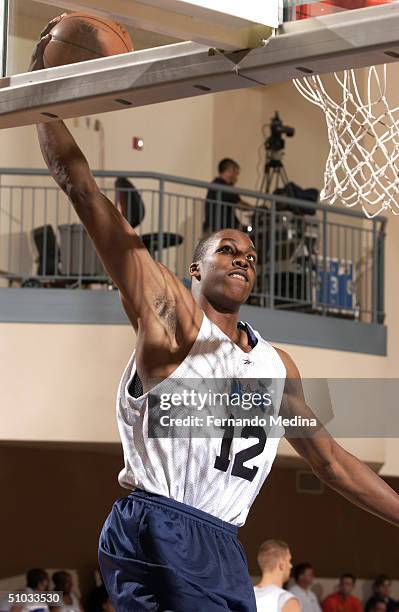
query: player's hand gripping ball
29 12 133 71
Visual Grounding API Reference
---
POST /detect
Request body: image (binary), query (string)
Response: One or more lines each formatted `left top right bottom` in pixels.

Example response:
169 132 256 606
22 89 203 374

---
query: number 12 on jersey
214 425 267 482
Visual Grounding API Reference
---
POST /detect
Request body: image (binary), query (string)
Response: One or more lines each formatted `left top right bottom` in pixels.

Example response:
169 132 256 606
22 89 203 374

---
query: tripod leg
265 171 273 194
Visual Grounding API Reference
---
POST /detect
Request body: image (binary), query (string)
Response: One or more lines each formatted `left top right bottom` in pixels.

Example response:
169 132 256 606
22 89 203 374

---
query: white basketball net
293 65 399 218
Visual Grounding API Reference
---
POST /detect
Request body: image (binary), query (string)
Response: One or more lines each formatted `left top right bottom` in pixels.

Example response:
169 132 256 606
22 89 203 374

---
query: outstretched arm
36 119 161 312
30 19 200 343
276 348 399 527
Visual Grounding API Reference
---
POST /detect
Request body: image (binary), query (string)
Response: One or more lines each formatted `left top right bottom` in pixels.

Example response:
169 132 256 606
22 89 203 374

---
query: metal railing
0 168 386 324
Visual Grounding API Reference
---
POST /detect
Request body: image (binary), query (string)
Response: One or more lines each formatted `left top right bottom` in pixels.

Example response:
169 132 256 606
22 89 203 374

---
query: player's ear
189 262 201 281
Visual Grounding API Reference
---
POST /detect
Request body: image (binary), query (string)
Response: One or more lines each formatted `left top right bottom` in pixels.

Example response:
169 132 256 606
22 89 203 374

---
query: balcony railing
0 169 386 325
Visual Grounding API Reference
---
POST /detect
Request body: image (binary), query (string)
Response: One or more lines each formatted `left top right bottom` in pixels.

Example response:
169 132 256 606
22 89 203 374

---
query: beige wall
212 78 332 193
0 324 131 443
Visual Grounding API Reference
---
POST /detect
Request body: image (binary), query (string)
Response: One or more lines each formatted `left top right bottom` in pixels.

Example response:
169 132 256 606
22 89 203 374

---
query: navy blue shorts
98 490 256 612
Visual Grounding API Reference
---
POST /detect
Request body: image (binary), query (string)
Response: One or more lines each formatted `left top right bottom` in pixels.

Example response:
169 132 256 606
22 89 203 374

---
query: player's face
340 577 354 596
378 580 391 598
229 165 240 185
300 568 314 588
64 574 73 593
199 231 257 310
38 577 49 592
282 550 293 582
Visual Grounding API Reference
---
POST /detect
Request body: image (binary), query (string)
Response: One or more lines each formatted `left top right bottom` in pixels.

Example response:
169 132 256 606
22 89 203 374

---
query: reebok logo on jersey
243 359 253 365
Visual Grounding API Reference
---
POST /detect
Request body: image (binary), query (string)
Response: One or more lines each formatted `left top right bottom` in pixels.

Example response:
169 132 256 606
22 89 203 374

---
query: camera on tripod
266 112 295 157
255 113 319 313
259 111 317 214
259 111 295 193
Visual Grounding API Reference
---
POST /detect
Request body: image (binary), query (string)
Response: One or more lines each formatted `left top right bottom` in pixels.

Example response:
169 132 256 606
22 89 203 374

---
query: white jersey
254 585 295 612
289 585 321 612
117 313 286 526
57 593 81 612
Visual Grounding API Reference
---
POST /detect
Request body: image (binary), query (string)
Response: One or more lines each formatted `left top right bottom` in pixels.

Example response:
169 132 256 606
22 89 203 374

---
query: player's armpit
120 261 200 338
75 192 200 334
283 597 301 612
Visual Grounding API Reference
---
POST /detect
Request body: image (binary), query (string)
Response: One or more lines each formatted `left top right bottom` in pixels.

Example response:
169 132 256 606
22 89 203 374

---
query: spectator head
374 575 392 599
26 569 49 592
88 586 115 612
218 158 240 185
339 574 356 597
257 540 292 583
52 571 73 594
371 598 388 612
293 563 315 590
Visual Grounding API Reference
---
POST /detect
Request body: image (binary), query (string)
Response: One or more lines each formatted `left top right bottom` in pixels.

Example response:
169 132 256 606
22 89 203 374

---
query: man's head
190 229 257 311
218 158 240 186
339 574 356 598
374 575 392 599
52 571 73 594
293 563 315 590
257 540 293 584
371 598 388 612
26 569 49 592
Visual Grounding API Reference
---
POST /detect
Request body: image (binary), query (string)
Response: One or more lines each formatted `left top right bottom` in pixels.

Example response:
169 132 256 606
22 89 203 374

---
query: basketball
43 12 134 68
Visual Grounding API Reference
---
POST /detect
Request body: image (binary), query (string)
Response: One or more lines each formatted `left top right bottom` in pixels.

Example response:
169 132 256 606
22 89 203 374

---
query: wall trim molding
0 288 387 355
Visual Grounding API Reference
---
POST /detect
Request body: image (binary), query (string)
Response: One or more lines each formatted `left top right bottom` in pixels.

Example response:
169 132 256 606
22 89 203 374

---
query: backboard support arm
0 0 8 77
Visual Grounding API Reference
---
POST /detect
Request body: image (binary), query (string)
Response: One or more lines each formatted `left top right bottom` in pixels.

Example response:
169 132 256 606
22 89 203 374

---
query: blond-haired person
254 540 300 612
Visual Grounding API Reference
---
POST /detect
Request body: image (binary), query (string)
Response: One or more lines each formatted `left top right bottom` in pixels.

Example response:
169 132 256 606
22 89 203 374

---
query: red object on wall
296 0 393 20
132 137 144 151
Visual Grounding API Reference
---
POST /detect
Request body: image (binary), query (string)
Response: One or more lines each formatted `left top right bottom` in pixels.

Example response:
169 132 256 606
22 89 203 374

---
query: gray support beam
0 42 254 129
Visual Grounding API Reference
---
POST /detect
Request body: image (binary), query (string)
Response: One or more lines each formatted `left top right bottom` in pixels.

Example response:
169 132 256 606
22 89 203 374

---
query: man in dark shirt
370 600 387 612
204 158 249 233
365 576 397 612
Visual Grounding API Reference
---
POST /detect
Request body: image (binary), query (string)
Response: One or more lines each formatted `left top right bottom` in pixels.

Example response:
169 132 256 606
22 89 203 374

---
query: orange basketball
43 12 134 68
